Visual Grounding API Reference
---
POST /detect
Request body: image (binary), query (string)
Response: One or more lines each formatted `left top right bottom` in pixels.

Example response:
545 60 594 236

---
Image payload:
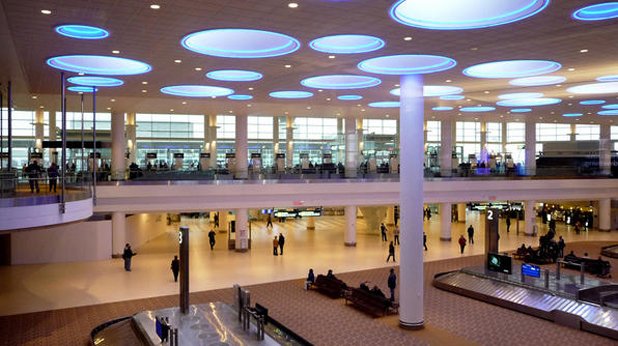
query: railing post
556 261 561 280
580 263 585 285
544 269 550 289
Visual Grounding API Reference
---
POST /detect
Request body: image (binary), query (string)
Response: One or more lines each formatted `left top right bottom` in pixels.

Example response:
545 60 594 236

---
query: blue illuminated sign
579 100 606 105
521 263 541 278
309 34 385 54
67 76 124 87
228 95 253 100
510 108 532 113
358 54 456 75
206 70 263 82
301 75 381 89
55 25 109 39
562 113 582 117
269 91 314 99
573 3 618 21
368 101 400 108
432 106 453 111
181 29 301 58
47 55 152 75
337 95 363 101
461 106 495 112
160 85 234 98
464 60 561 79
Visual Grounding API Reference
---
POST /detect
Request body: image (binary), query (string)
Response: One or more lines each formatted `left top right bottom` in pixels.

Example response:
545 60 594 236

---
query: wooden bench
344 287 394 317
313 275 348 298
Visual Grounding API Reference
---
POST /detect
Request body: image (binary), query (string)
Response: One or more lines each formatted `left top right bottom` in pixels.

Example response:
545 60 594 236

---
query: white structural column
385 206 395 226
345 205 357 246
440 119 452 176
524 200 536 236
599 199 611 232
208 115 217 168
440 203 451 241
525 119 536 176
345 115 358 178
600 124 611 175
480 121 487 163
399 74 425 329
235 208 249 251
286 116 294 168
570 124 577 142
112 212 126 257
457 203 467 223
111 111 126 180
337 117 345 164
126 113 137 164
273 116 280 153
48 111 57 164
217 211 228 232
235 114 248 179
34 110 44 151
357 118 364 158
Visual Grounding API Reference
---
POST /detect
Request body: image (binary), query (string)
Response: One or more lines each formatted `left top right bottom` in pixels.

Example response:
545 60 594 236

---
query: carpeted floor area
0 241 615 346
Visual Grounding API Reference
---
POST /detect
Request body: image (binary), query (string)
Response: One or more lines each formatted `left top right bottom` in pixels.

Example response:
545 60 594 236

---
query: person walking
208 228 216 250
506 215 511 233
467 225 475 244
423 232 428 251
380 223 388 242
122 243 136 271
393 225 400 245
305 268 315 290
386 241 396 262
278 233 285 255
387 268 397 302
170 255 180 282
558 236 565 258
266 213 273 229
214 212 219 228
426 207 432 220
26 160 41 193
272 236 279 256
47 162 58 193
458 235 467 254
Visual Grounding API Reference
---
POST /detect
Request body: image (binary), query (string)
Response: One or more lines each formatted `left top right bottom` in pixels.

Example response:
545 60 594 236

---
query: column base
235 249 249 253
599 228 611 232
523 233 535 237
386 222 395 227
111 254 123 259
344 242 357 247
307 226 315 230
439 237 451 241
399 320 424 330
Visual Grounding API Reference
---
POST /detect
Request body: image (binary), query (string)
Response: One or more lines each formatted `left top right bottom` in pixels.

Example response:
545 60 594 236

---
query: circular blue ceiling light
300 75 381 89
563 113 583 117
432 106 453 111
460 106 496 112
597 75 618 82
160 85 234 98
358 54 456 75
573 3 618 21
440 95 465 100
269 91 314 99
511 108 532 113
67 86 98 93
228 94 253 100
181 29 300 58
598 110 618 116
579 100 606 105
67 76 124 87
567 82 618 94
309 34 385 54
338 95 363 100
390 85 463 97
498 92 544 100
47 55 152 75
509 75 566 86
463 60 561 79
389 0 550 30
602 104 618 110
206 70 263 82
55 24 109 40
496 98 561 107
368 101 400 108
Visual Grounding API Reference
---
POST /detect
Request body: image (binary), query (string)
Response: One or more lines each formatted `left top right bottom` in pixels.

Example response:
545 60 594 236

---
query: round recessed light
174 59 182 63
284 64 292 68
496 98 561 107
150 4 161 10
440 95 465 100
67 86 98 93
509 75 566 86
41 9 52 15
47 55 152 75
432 106 453 111
142 81 148 85
573 3 618 21
288 2 299 8
301 75 382 89
228 94 254 100
269 91 314 99
568 82 618 94
111 50 120 54
597 75 618 82
309 34 385 54
390 0 550 30
460 106 496 112
404 36 412 41
206 69 263 82
67 76 124 87
368 101 400 108
181 28 300 58
510 108 532 113
160 85 234 98
55 25 109 40
579 100 606 105
194 67 202 71
358 54 456 75
598 110 618 116
498 92 544 100
463 60 561 79
337 95 363 101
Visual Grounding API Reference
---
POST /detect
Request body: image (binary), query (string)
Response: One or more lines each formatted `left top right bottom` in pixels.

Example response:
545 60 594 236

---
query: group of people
273 233 285 256
24 160 59 193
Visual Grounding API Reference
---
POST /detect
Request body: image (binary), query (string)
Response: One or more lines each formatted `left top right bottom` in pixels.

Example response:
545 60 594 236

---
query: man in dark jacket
26 160 41 193
47 163 58 192
170 255 180 282
467 225 475 244
278 233 285 255
387 268 397 302
122 243 136 271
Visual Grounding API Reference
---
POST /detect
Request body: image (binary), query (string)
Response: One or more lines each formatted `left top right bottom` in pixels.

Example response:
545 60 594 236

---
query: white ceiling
1 0 617 124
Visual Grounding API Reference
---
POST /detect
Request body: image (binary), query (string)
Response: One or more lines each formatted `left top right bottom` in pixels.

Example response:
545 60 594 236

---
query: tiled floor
0 211 615 316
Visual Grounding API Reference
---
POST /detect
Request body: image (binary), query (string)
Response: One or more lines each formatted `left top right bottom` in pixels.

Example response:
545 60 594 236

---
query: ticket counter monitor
389 154 398 174
225 152 236 173
300 153 309 170
199 153 210 171
275 153 285 172
250 153 262 173
29 152 43 165
322 153 332 164
173 153 184 170
146 152 157 169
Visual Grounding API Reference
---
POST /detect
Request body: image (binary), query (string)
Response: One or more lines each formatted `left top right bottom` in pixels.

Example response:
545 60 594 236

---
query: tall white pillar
112 212 126 257
480 121 487 163
235 208 249 252
273 116 280 154
525 120 536 176
235 114 248 179
48 111 57 164
126 113 137 164
345 115 358 178
385 206 395 226
399 74 425 329
457 203 467 223
217 211 228 232
570 124 577 142
285 116 294 168
357 118 364 159
440 119 452 176
345 205 357 246
600 124 611 175
34 110 44 151
208 115 218 168
524 200 536 236
111 111 126 180
337 117 345 164
440 203 451 241
599 198 611 232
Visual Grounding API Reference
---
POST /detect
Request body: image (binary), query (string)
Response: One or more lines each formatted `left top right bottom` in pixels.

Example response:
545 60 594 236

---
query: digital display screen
487 253 512 274
521 263 541 278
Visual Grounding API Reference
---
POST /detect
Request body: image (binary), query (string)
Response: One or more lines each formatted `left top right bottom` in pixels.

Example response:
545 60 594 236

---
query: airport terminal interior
2 0 618 345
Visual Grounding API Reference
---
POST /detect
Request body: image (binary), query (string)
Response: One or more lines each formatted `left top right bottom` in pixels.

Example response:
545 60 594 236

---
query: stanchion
544 269 550 289
556 261 561 280
580 263 585 285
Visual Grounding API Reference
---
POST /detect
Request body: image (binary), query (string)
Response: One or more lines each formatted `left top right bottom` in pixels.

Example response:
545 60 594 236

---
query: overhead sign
225 153 236 159
173 153 184 159
146 153 157 159
200 153 210 158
